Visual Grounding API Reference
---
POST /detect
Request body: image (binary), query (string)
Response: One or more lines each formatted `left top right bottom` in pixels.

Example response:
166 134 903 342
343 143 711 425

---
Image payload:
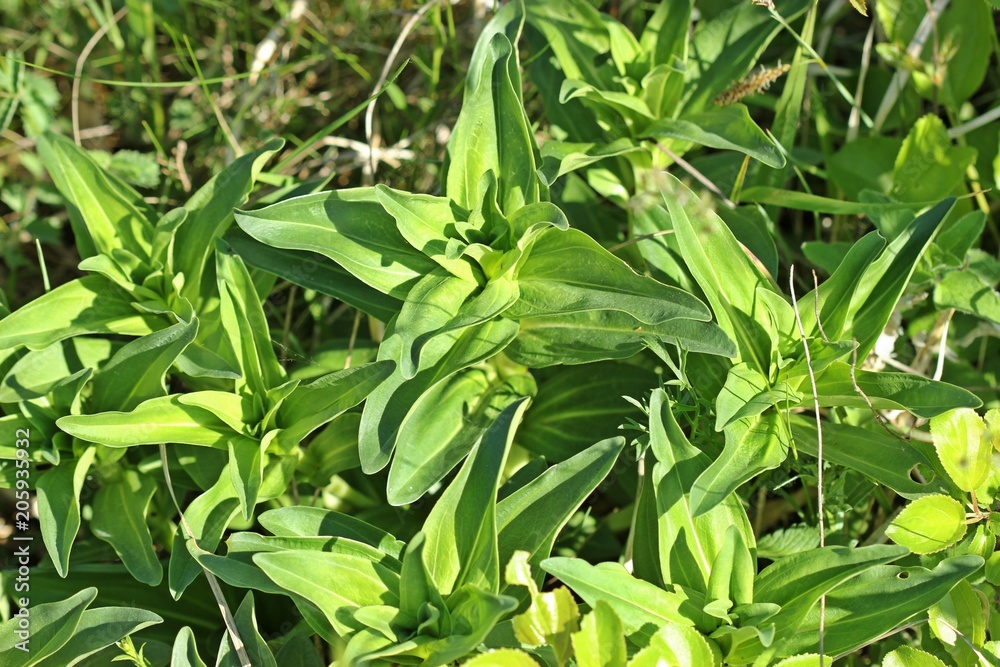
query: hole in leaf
897 571 910 580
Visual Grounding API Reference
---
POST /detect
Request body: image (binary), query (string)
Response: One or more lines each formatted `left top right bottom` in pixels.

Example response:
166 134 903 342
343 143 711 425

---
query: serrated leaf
886 494 967 554
930 408 994 492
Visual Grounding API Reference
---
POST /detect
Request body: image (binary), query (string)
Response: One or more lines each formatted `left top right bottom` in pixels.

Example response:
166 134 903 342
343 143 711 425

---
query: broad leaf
886 494 968 554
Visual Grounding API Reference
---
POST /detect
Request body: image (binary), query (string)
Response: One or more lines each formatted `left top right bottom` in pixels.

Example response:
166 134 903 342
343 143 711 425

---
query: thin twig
73 7 128 145
655 142 736 208
790 265 825 665
365 0 437 180
852 340 911 443
159 445 252 667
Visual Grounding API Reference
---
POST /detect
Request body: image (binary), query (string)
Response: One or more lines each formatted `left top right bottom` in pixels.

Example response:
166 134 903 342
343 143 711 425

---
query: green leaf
628 622 720 667
0 276 166 351
659 173 771 371
89 317 197 412
892 116 977 202
537 138 642 186
781 555 984 657
751 545 908 659
789 416 945 499
35 447 96 577
644 389 756 596
0 338 115 403
216 593 277 667
169 627 208 667
934 269 1000 325
254 550 400 635
374 185 481 283
883 647 950 667
446 31 539 214
930 408 994 492
813 363 981 418
387 368 530 505
715 363 801 431
359 316 518 474
224 228 402 321
216 247 284 396
513 585 579 662
571 600 626 667
509 228 710 324
645 105 783 168
228 438 265 521
57 395 244 449
259 506 404 558
90 470 161 585
541 558 703 644
174 138 283 300
690 412 790 518
168 469 242 598
235 188 438 299
423 398 529 595
886 494 968 554
507 310 735 367
929 578 988 667
498 436 624 582
33 606 162 667
0 588 96 666
275 360 394 450
37 132 153 260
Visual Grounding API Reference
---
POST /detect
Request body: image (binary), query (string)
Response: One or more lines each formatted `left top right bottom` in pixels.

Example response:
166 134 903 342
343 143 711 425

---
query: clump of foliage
1 0 999 665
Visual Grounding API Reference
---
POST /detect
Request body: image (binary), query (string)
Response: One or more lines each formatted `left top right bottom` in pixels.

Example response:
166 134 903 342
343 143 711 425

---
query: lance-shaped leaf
58 395 246 449
33 606 162 667
387 369 531 506
235 188 438 299
507 310 734 367
258 506 405 559
229 438 266 521
508 228 710 324
0 337 115 403
0 275 167 351
37 132 154 261
216 593 278 667
359 317 519 474
660 173 773 372
541 558 704 644
644 105 784 168
89 317 197 413
644 389 755 596
497 436 625 580
446 29 538 215
789 416 946 499
814 363 981 418
375 185 481 283
90 470 161 586
274 360 394 450
751 545 908 659
170 627 208 667
35 447 96 577
571 600 627 667
174 138 284 301
422 398 529 595
690 411 790 517
224 228 403 321
254 550 400 636
780 555 984 657
168 466 242 598
0 587 97 666
216 247 284 396
715 362 801 432
392 269 478 379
